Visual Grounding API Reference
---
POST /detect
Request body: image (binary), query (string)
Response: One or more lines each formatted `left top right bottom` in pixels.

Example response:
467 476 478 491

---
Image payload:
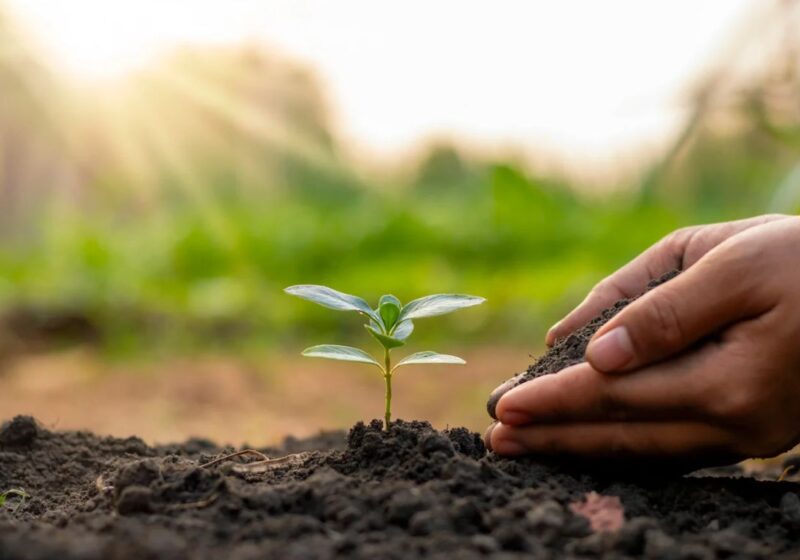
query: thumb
585 252 766 373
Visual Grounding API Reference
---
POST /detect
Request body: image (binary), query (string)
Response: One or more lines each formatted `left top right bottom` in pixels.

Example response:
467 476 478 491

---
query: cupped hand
486 214 800 464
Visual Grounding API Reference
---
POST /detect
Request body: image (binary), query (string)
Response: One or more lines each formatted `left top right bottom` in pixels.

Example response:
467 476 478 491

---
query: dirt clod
116 485 154 515
114 459 162 496
780 492 800 526
0 415 38 446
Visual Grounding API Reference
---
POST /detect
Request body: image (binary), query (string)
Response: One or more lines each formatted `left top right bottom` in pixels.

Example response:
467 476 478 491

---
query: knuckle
661 227 696 261
609 426 638 455
664 227 692 248
714 235 768 274
638 290 685 351
590 278 616 300
710 376 794 457
709 388 760 424
597 382 626 418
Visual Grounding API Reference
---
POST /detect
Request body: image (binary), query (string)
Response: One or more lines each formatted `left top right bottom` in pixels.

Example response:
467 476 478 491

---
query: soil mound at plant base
1 416 799 559
488 270 680 418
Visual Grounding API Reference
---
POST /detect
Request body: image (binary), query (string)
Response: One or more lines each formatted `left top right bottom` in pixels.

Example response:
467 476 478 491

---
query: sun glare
6 0 760 174
6 0 249 82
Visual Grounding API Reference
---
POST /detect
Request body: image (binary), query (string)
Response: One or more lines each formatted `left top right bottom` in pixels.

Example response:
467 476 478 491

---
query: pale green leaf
378 294 401 330
365 324 405 349
399 294 485 321
393 351 466 371
392 319 414 340
285 285 381 323
301 345 382 369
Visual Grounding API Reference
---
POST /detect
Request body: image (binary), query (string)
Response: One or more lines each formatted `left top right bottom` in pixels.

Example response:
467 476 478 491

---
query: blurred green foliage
1 22 799 357
0 150 794 356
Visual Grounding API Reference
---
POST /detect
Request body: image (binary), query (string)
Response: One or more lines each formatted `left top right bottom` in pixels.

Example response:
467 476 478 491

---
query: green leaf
392 319 414 340
285 285 381 323
378 294 401 330
365 324 405 349
301 345 383 370
394 351 466 371
399 294 485 321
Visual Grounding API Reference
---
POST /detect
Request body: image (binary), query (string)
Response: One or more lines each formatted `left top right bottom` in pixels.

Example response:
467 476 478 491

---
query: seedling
0 488 29 513
285 285 485 430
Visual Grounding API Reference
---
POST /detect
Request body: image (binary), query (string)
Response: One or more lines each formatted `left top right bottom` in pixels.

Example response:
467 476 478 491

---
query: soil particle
780 492 800 526
114 459 162 497
116 485 155 515
0 415 38 447
488 270 680 418
2 415 798 559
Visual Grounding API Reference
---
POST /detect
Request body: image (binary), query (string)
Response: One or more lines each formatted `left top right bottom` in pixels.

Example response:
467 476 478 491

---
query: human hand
486 214 800 464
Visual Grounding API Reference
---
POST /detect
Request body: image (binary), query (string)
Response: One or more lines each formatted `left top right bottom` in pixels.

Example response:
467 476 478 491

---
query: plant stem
383 348 392 431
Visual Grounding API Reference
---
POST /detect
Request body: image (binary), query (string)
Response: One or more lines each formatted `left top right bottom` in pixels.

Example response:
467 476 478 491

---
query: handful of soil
487 270 679 419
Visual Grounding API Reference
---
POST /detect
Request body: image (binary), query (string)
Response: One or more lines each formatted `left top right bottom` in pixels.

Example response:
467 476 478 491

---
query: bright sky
8 0 758 174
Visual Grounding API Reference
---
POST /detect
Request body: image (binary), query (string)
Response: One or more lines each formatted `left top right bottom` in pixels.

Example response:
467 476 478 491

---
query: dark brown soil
1 414 800 559
487 270 681 419
2 269 799 558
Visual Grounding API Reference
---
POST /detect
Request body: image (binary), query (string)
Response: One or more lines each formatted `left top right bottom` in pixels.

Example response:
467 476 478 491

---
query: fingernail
586 326 634 371
498 410 532 425
545 321 561 345
487 373 526 419
484 422 497 451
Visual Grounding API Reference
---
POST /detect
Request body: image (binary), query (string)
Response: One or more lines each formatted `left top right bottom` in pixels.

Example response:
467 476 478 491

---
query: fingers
487 372 526 420
485 327 762 461
495 325 766 426
545 229 696 346
488 420 735 459
546 214 792 346
494 358 711 426
584 245 769 373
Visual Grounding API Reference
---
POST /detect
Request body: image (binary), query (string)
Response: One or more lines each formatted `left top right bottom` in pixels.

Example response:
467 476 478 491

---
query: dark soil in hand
487 270 680 418
1 414 799 559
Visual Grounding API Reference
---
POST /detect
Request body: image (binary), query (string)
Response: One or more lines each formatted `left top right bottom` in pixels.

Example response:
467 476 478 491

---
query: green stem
383 348 392 431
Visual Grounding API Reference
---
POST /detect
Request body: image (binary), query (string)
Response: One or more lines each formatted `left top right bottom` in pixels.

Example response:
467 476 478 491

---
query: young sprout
285 285 485 430
0 488 29 513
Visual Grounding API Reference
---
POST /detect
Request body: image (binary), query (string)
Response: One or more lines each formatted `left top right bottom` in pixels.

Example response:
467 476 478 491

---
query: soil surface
3 270 799 559
0 346 524 446
1 414 800 559
487 270 680 418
